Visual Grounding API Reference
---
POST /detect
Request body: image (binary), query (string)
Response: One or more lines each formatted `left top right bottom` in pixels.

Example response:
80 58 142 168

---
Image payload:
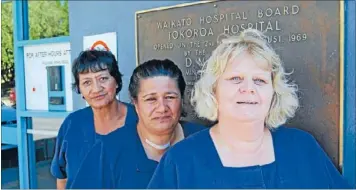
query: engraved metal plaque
136 1 343 166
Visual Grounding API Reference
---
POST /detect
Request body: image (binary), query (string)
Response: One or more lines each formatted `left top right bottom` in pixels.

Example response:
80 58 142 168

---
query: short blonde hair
191 29 299 129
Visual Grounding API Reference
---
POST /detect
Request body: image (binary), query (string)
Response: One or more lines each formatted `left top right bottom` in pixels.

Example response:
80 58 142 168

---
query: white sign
24 43 73 111
83 32 119 104
83 32 117 58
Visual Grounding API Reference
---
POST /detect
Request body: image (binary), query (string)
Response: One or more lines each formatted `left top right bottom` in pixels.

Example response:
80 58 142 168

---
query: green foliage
1 1 69 84
1 2 14 84
29 1 69 39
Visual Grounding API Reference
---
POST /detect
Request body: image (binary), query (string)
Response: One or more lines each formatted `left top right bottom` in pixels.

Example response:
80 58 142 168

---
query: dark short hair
129 59 186 101
71 50 123 94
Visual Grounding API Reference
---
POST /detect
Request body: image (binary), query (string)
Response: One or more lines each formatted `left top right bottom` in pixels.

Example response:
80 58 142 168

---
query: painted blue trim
1 125 18 145
16 36 70 47
48 104 67 111
49 91 66 97
18 110 72 118
1 144 17 150
26 118 38 188
22 0 29 40
16 116 30 188
343 0 356 188
13 0 31 188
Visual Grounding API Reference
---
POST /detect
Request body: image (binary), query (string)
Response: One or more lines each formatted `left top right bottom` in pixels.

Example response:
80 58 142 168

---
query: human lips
236 101 258 105
153 116 172 122
92 94 106 100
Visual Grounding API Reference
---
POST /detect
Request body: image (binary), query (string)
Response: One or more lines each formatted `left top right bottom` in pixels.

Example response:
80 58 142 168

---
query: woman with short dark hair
50 50 138 189
111 59 206 188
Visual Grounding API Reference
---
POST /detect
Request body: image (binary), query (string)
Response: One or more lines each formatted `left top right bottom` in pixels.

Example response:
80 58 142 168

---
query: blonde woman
147 29 351 188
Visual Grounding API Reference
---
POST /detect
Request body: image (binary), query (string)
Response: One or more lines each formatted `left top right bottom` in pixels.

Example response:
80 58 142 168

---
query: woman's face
215 52 274 123
134 76 182 135
78 69 118 109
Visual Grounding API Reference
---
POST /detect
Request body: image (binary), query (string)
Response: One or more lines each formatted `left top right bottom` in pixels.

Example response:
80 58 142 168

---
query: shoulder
273 126 318 144
68 106 92 118
165 128 210 162
273 126 322 154
120 101 138 122
274 127 352 188
58 106 93 137
64 106 92 125
180 120 208 137
121 101 135 110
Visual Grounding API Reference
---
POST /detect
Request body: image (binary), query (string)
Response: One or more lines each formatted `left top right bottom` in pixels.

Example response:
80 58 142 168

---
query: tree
28 1 69 40
1 0 69 85
1 2 14 85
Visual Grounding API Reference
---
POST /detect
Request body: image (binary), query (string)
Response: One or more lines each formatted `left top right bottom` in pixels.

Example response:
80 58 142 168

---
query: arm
51 118 70 188
56 179 67 189
147 152 178 189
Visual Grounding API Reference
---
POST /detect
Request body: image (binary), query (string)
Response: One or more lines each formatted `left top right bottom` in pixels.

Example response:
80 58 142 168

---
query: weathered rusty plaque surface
136 1 342 166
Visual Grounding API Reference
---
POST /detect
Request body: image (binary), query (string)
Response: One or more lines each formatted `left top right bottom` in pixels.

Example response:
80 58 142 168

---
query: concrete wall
68 1 192 109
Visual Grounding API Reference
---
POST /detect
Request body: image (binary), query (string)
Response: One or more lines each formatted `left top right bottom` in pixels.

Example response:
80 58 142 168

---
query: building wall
68 1 192 109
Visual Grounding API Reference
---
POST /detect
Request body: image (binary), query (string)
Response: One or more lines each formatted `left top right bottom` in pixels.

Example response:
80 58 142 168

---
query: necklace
141 124 180 150
145 139 171 150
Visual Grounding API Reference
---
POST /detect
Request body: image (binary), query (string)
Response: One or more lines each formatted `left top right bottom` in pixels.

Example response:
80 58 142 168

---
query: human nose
91 80 103 93
156 98 168 113
238 78 255 94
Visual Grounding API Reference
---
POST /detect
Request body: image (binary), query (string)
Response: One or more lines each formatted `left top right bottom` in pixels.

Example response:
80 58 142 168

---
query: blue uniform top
113 120 206 189
148 126 353 189
50 102 138 189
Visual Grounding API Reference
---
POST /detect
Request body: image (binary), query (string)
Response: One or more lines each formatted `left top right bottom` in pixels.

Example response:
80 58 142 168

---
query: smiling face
215 51 274 123
134 76 182 135
78 69 118 109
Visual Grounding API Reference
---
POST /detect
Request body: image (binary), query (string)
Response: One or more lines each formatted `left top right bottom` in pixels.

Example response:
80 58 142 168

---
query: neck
93 100 120 123
137 122 179 161
216 118 266 153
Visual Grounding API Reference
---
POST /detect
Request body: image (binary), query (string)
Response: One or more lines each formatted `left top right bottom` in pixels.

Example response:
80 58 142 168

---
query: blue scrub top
113 121 206 189
148 126 352 189
50 102 138 189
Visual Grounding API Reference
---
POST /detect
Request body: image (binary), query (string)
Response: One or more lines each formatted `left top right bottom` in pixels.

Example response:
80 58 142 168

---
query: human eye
229 76 243 83
99 76 109 82
144 97 157 103
82 80 91 86
166 95 178 100
253 78 267 85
